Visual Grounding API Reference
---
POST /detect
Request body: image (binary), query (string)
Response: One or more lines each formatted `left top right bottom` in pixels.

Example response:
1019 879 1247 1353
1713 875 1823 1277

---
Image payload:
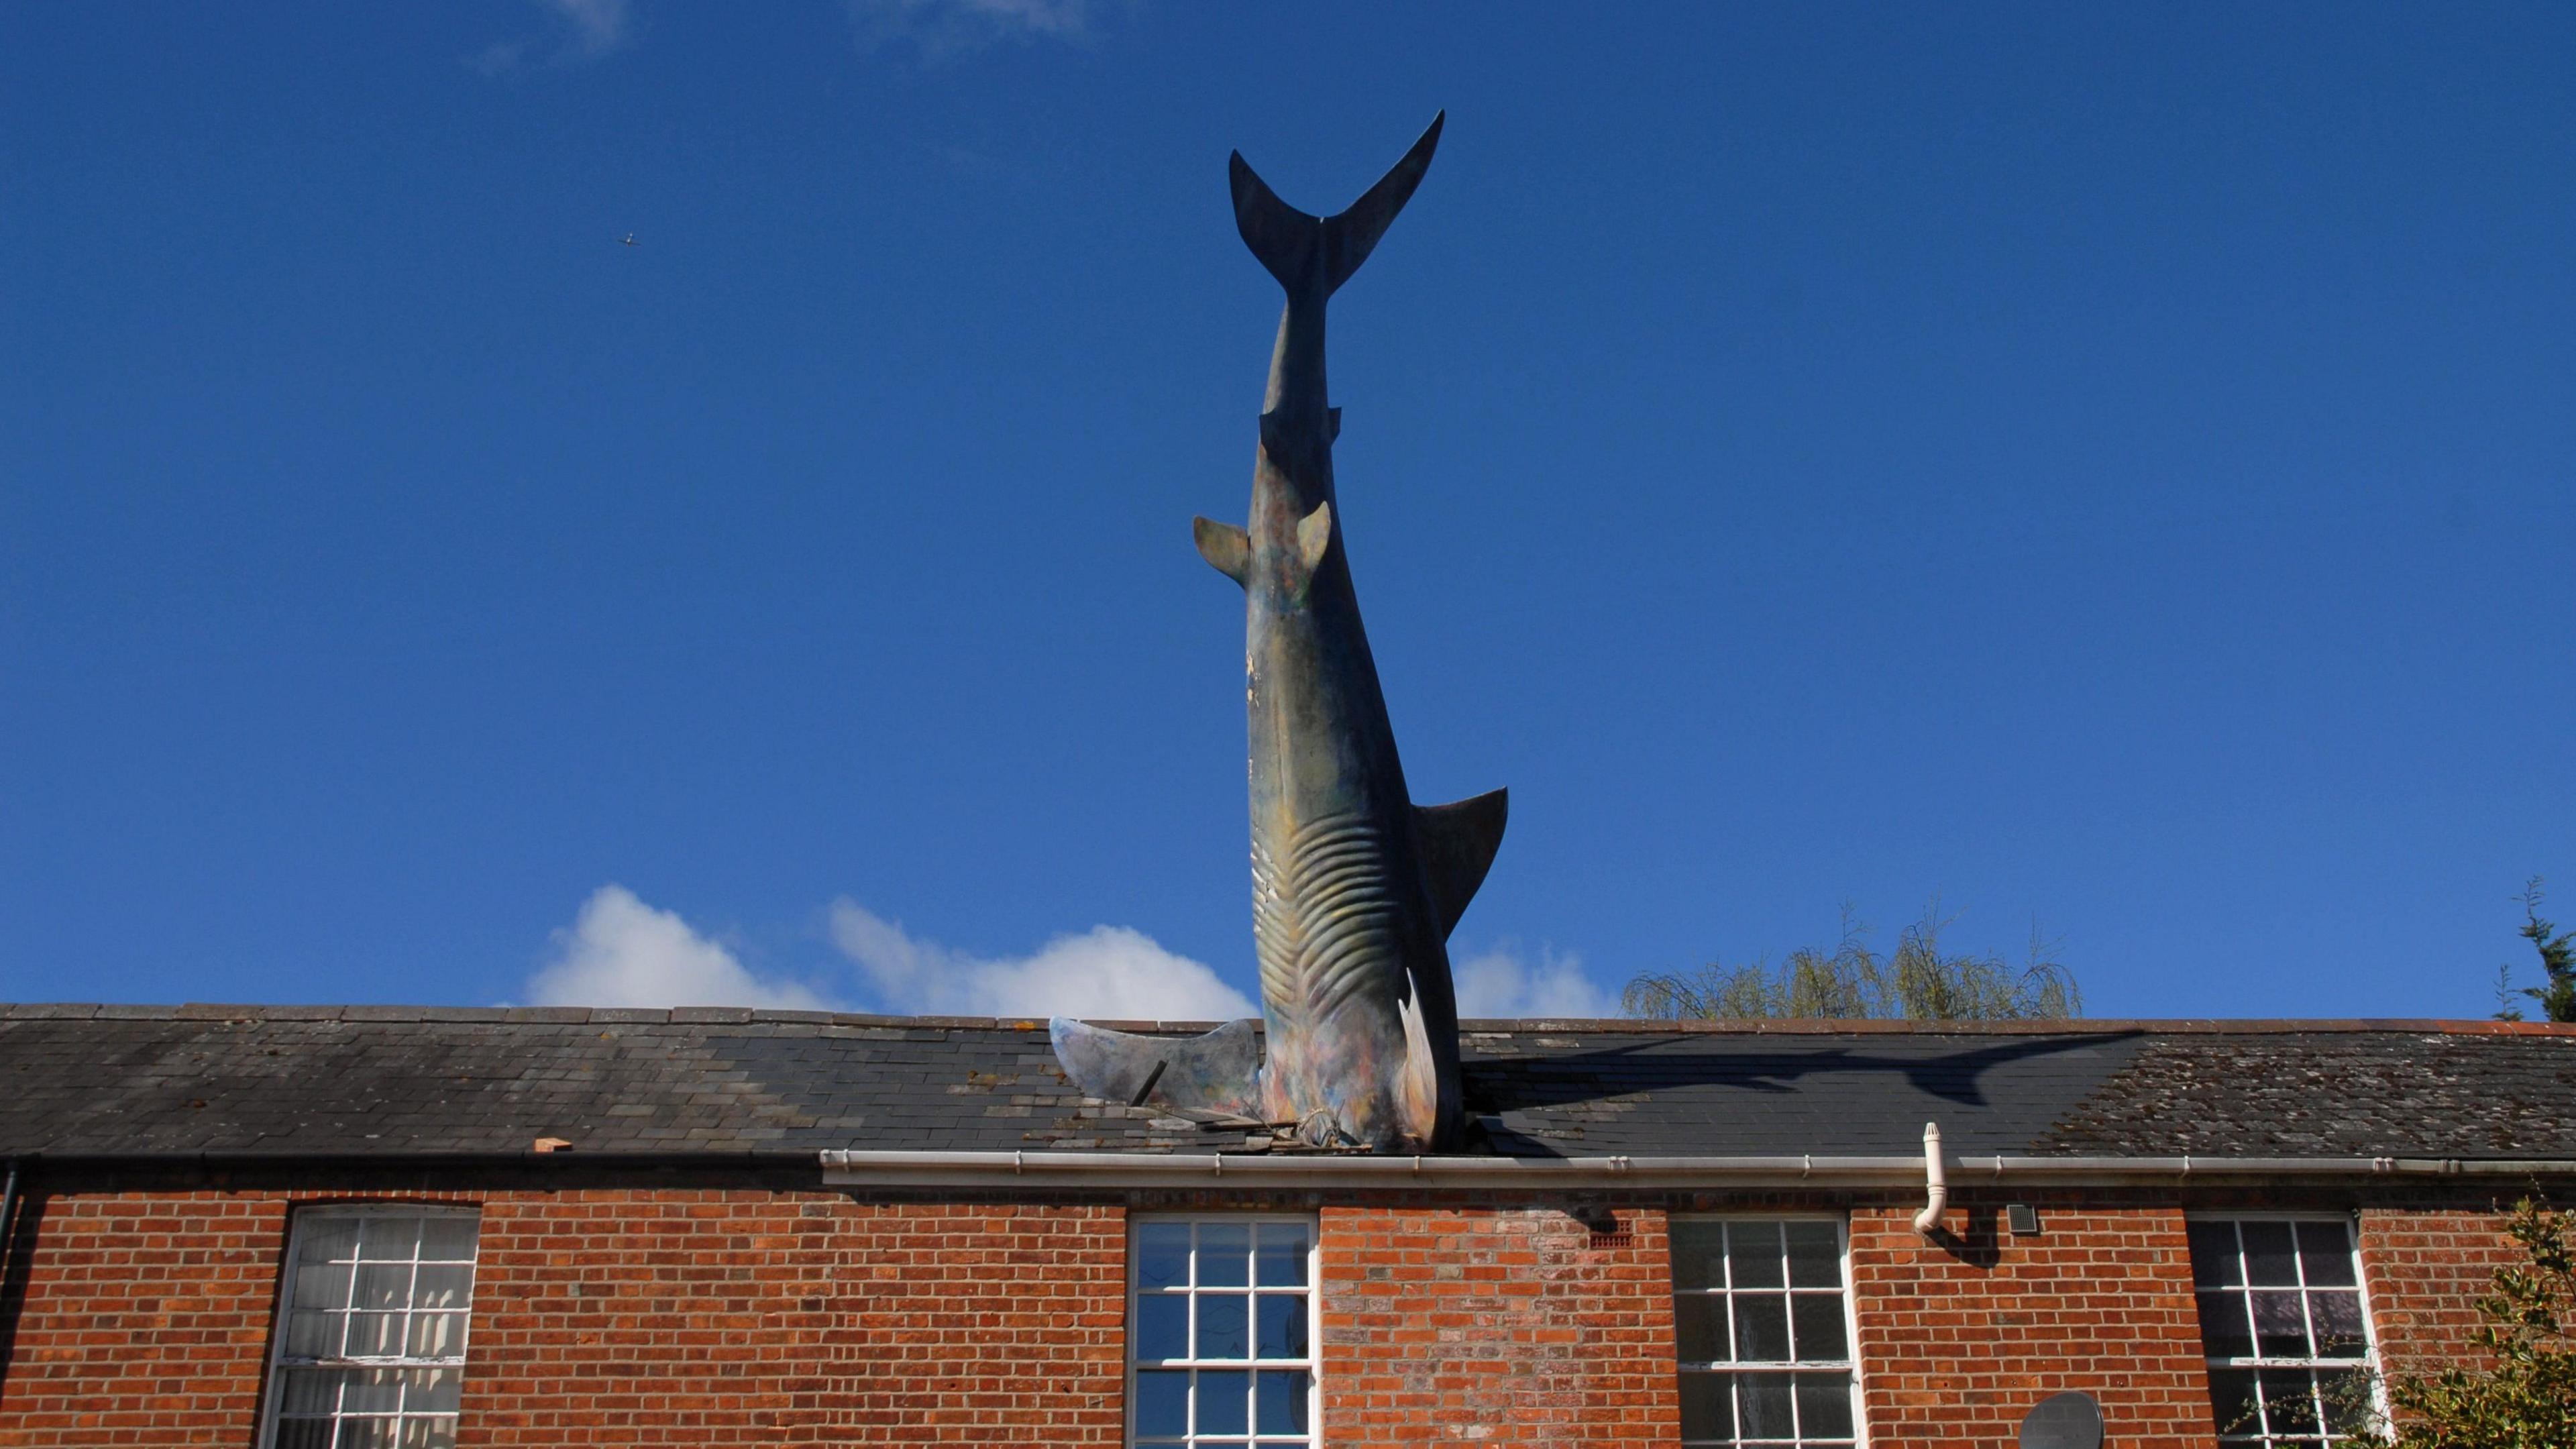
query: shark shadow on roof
1460 1032 2147 1115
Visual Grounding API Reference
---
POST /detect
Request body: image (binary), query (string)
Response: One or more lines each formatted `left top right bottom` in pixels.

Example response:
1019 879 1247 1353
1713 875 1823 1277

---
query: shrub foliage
1621 906 2080 1022
2365 1196 2576 1449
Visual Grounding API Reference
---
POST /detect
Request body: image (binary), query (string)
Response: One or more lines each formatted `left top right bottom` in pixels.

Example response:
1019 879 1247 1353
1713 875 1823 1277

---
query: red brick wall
782 1197 1130 1444
2359 1205 2527 1384
1318 1199 1680 1445
1846 1191 2214 1449
1 1189 1129 1448
0 1191 289 1447
0 1183 2536 1448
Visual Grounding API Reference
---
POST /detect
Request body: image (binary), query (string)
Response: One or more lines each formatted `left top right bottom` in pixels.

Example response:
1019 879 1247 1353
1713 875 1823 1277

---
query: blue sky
3 3 2569 1019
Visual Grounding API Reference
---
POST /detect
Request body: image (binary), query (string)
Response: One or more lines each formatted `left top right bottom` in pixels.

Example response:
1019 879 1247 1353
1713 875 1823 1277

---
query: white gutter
1911 1122 1946 1236
818 1147 2576 1191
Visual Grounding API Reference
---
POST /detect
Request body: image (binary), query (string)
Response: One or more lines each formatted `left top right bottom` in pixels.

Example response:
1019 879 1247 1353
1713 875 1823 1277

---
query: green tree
1621 905 2081 1022
2495 878 2576 1024
2361 1195 2576 1449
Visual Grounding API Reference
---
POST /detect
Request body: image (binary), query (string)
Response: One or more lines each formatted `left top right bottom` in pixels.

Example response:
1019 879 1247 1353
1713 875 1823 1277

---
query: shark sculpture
1051 114 1505 1152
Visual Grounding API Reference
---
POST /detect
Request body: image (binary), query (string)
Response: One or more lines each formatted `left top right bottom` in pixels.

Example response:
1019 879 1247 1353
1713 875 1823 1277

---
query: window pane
2208 1367 2261 1437
338 1419 401 1449
1256 1369 1309 1434
355 1216 424 1262
417 1217 478 1263
1794 1371 1854 1439
2296 1224 2355 1287
354 1263 413 1311
1674 1294 1729 1363
295 1263 355 1313
278 1366 343 1417
1134 1368 1188 1436
406 1366 462 1415
413 1265 473 1311
1670 1222 1727 1292
1789 1294 1847 1362
406 1311 467 1360
345 1311 403 1356
1738 1373 1795 1440
2257 1369 2323 1436
1254 1222 1309 1288
1677 1371 1734 1443
1197 1224 1251 1287
2309 1291 2366 1358
285 1307 341 1358
398 1418 459 1449
272 1420 335 1449
2188 1221 2243 1287
1197 1368 1249 1434
1196 1293 1248 1359
2252 1290 2310 1357
341 1368 405 1414
2318 1367 2376 1434
2241 1223 2298 1286
1255 1293 1305 1358
1732 1295 1790 1362
1137 1224 1191 1290
301 1217 363 1266
1134 1294 1187 1362
1727 1222 1786 1289
2198 1290 2255 1359
1783 1222 1840 1288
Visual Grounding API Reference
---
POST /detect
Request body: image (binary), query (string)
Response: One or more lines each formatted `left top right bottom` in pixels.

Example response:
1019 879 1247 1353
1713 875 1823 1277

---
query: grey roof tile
0 1008 2569 1161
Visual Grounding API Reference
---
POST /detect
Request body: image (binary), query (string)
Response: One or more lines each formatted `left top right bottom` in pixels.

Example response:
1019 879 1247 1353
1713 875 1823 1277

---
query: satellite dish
2019 1391 2102 1449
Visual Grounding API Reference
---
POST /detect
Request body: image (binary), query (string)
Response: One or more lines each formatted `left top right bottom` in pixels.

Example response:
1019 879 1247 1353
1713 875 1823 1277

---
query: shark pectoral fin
1414 788 1509 937
1294 500 1334 578
1051 1016 1264 1117
1193 517 1250 588
1395 984 1442 1148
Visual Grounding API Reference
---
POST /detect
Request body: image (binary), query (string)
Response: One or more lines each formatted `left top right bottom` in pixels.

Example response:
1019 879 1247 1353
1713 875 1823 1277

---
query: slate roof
1 1004 2571 1162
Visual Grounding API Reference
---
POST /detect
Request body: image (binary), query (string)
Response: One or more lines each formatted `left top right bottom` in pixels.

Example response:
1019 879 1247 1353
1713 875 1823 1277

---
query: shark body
1051 115 1505 1151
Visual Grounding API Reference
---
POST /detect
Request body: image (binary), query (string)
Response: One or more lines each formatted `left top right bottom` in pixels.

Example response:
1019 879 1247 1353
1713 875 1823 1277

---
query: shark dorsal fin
1193 517 1250 588
1413 788 1508 938
1295 499 1333 577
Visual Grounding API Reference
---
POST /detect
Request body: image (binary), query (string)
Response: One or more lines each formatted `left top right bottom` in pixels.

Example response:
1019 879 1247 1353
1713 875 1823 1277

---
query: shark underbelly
1242 580 1440 1142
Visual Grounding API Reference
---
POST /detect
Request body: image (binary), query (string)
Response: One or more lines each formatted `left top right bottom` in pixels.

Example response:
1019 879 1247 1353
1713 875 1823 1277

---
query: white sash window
260 1208 481 1449
1128 1216 1319 1448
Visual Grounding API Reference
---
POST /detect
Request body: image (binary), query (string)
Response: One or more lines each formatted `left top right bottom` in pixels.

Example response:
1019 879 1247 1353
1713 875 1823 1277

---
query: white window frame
2187 1212 2387 1446
257 1204 482 1449
1126 1213 1322 1448
1668 1213 1867 1449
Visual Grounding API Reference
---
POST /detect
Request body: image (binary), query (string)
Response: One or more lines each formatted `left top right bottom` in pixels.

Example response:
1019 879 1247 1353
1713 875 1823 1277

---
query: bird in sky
617 233 638 247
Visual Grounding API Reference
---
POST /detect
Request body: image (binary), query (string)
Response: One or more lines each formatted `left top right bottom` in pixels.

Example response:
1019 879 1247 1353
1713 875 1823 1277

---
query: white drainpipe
1911 1122 1946 1236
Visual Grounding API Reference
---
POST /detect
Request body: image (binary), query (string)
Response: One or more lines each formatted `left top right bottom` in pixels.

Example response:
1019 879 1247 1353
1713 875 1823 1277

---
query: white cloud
547 0 631 54
527 885 831 1010
468 40 529 77
470 0 629 74
847 0 1097 57
1452 944 1621 1020
830 899 1254 1021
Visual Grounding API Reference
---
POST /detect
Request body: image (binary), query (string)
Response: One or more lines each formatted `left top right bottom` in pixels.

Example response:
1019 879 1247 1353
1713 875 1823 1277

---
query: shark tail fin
1230 111 1444 297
